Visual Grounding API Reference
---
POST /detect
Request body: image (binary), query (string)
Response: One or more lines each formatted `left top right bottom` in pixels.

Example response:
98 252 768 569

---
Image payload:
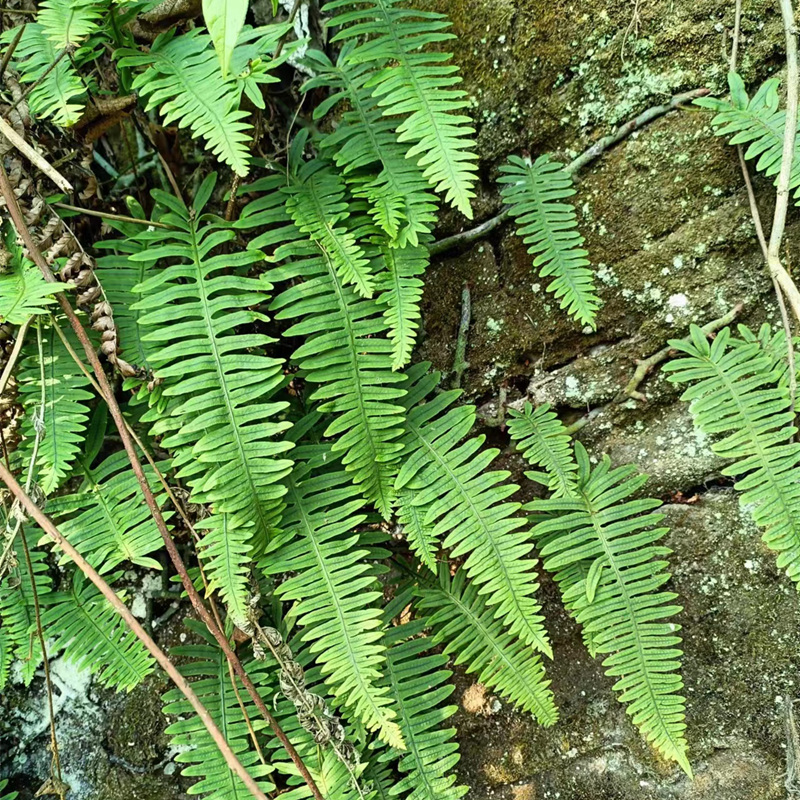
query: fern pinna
509 403 690 774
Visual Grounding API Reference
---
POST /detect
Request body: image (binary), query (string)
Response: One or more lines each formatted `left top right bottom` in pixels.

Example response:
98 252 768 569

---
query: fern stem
53 202 174 229
0 461 270 800
0 162 326 800
0 314 34 397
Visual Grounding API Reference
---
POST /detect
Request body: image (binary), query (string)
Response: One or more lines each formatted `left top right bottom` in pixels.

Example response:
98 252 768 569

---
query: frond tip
499 154 601 329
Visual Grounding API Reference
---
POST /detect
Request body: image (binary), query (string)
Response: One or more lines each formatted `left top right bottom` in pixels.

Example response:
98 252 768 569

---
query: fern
395 489 438 573
43 570 155 691
696 72 800 201
131 176 294 624
326 0 478 217
0 225 63 325
163 620 276 799
255 174 406 518
285 161 375 298
37 0 105 47
262 463 403 749
0 779 18 800
17 322 93 495
663 324 800 586
0 530 52 685
118 26 286 175
0 23 85 125
507 401 578 497
395 365 551 657
527 442 689 773
415 566 557 726
498 154 600 329
304 48 438 247
44 451 170 573
379 617 467 800
0 627 10 692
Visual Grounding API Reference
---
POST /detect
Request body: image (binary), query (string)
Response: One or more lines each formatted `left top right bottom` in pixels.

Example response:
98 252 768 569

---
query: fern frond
285 161 375 298
374 242 427 370
696 72 800 201
260 180 406 517
0 779 18 800
164 620 276 799
202 0 247 77
118 28 273 175
507 401 578 497
0 627 10 692
44 451 170 572
395 490 438 572
1 23 85 125
262 464 403 749
304 49 438 247
43 571 154 691
0 530 52 685
0 225 63 324
663 324 800 585
17 323 93 494
131 176 294 624
379 618 467 800
498 154 600 329
415 566 557 726
528 443 689 773
395 366 551 656
37 0 104 47
326 0 478 217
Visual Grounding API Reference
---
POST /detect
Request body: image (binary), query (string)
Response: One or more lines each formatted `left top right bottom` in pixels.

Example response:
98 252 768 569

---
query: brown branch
0 314 34 397
0 461 270 800
0 115 73 193
0 162 325 800
430 87 711 257
0 23 25 79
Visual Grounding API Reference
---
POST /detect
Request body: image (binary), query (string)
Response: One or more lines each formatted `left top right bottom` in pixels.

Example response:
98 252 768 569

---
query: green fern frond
374 242 427 370
131 176 294 624
44 451 170 573
0 225 63 324
0 627 10 692
1 23 85 125
262 464 403 749
37 0 105 47
0 530 52 686
395 366 551 657
285 161 375 298
17 323 93 494
260 180 406 517
663 324 800 586
498 154 600 329
304 49 438 247
528 443 689 773
43 571 154 691
118 27 284 175
696 72 800 201
202 0 247 77
326 0 478 217
415 565 557 726
395 490 438 573
0 779 18 800
163 620 276 799
379 618 467 800
507 401 578 497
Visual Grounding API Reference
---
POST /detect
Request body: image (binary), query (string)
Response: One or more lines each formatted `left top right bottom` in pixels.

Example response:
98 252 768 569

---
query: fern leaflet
37 0 104 47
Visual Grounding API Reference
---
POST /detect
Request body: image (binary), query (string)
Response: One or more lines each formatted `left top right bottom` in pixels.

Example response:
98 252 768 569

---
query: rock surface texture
3 1 800 799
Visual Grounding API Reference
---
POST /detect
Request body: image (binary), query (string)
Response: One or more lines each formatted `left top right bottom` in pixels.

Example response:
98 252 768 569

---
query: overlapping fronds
131 176 294 624
0 23 85 125
262 464 403 748
285 161 375 298
395 365 551 656
696 72 800 201
415 566 557 726
17 322 93 494
304 49 438 247
499 154 600 329
326 0 478 217
37 0 105 47
44 451 170 573
0 530 52 685
527 443 689 773
43 571 154 691
163 621 276 799
379 618 466 800
664 324 800 585
507 401 578 497
256 176 406 517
